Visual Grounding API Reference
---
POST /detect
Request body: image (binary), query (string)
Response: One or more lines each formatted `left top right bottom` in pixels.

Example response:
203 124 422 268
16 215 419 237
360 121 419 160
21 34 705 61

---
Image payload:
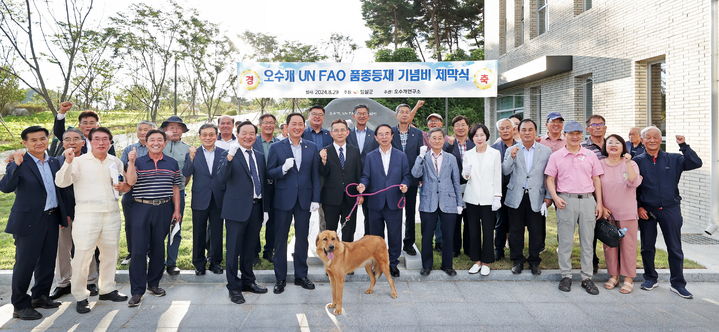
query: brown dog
316 230 398 315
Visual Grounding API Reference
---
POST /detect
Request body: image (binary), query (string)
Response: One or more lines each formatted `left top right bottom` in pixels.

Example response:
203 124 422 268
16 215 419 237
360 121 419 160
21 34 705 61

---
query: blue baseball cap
563 121 583 133
546 112 564 122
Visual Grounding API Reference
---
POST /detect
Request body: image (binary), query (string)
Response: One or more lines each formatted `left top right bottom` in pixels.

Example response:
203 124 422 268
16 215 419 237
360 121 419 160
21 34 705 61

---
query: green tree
361 0 416 50
0 67 25 111
325 33 358 62
70 29 118 110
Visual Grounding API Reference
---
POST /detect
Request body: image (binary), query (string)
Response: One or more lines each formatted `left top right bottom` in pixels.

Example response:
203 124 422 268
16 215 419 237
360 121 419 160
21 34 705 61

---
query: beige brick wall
485 0 713 228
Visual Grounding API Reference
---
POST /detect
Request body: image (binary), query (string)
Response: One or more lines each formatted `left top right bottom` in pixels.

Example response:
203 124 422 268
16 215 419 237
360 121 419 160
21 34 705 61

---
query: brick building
484 0 719 229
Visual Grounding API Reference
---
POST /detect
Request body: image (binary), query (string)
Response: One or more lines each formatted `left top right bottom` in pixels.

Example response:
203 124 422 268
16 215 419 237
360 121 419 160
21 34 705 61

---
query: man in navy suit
347 104 378 235
253 113 280 263
183 124 226 276
216 121 270 304
391 104 423 256
0 126 67 320
358 124 410 278
267 113 321 294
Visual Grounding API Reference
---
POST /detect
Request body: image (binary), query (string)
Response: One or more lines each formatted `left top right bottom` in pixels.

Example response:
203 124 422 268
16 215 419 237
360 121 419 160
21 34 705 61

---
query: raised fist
58 101 73 114
510 146 519 159
419 145 428 156
63 148 75 163
188 146 197 161
128 147 137 163
415 100 425 109
319 148 328 164
12 150 24 166
447 135 455 145
676 135 686 145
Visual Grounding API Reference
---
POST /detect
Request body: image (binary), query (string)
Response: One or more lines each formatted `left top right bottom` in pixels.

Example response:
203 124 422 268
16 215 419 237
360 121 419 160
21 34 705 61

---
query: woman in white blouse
463 124 503 276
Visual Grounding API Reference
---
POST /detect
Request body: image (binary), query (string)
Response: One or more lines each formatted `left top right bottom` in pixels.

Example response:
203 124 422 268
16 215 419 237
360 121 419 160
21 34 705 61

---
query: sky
97 0 375 62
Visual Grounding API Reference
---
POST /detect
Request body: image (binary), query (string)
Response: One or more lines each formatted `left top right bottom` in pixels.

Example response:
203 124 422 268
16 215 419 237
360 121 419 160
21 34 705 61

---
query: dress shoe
559 277 572 292
242 283 268 294
128 295 142 307
294 277 315 290
31 295 61 309
166 266 180 276
99 290 128 302
581 279 599 295
420 268 431 276
403 246 417 256
120 254 131 265
195 268 206 276
262 251 274 263
511 262 524 275
273 280 286 294
87 284 99 296
13 308 42 320
148 286 166 297
229 290 245 304
390 265 400 278
442 268 457 276
76 299 91 314
50 285 71 300
529 263 541 275
209 265 223 274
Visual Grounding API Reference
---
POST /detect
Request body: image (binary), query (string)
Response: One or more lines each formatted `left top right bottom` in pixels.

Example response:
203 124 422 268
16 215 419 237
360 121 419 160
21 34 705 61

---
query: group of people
0 100 703 320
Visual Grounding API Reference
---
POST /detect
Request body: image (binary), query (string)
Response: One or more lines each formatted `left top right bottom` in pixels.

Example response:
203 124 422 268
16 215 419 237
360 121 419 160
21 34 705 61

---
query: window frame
537 0 548 35
647 60 667 143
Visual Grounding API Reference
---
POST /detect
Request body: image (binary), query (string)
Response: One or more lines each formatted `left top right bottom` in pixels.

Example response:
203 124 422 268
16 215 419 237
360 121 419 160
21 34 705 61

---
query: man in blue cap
160 115 191 275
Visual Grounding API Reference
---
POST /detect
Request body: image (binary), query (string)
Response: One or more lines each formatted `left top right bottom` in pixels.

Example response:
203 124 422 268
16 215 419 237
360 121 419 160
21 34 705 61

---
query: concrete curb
2 268 718 285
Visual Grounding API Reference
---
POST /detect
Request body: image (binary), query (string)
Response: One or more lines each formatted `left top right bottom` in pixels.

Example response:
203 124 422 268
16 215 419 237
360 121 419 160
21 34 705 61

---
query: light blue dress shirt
290 139 303 171
29 152 58 210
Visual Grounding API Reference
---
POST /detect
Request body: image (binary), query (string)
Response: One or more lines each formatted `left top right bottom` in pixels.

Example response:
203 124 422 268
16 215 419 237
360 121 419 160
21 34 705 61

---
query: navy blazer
302 127 333 151
182 146 226 210
348 128 378 164
216 148 270 221
391 126 423 186
360 147 410 211
267 139 321 211
443 138 475 185
0 153 68 235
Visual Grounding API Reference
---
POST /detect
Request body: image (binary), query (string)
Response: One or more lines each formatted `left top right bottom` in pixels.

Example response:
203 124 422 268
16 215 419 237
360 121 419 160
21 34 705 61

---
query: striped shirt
132 154 181 200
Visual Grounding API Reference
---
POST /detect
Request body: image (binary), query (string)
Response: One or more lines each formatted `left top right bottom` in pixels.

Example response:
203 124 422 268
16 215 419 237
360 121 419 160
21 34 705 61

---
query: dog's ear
315 233 321 248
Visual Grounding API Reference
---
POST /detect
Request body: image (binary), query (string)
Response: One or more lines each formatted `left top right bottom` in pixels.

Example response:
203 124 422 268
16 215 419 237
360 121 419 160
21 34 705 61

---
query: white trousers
71 211 121 301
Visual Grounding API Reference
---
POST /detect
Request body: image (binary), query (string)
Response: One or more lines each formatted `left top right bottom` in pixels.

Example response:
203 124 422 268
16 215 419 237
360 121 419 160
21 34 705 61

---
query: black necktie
339 146 345 168
246 150 261 197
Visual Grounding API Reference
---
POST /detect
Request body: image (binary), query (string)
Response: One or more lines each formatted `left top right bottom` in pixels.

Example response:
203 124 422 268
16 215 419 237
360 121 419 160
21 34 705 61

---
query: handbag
595 216 621 248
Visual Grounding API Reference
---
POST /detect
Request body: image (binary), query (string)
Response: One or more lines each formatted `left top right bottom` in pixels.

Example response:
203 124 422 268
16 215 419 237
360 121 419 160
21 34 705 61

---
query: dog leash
342 183 406 228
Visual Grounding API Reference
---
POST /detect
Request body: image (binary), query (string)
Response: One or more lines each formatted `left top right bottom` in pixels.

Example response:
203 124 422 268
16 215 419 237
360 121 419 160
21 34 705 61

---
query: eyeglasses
309 112 324 117
261 121 276 125
92 138 111 143
589 123 605 128
63 137 83 142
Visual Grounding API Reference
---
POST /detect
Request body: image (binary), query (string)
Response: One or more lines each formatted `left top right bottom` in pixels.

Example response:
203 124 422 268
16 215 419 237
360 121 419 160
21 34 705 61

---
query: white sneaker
468 263 481 274
480 265 491 276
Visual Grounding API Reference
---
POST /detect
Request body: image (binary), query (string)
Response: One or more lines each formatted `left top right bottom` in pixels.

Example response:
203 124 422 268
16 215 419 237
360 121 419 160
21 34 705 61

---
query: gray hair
63 128 84 139
640 126 662 139
428 127 445 137
137 120 156 130
496 118 513 129
394 103 411 112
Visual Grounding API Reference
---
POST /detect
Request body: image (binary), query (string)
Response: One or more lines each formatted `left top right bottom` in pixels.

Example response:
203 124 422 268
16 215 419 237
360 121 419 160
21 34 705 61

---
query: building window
515 0 524 46
648 61 666 136
584 77 593 121
585 0 592 11
537 0 547 35
498 95 524 120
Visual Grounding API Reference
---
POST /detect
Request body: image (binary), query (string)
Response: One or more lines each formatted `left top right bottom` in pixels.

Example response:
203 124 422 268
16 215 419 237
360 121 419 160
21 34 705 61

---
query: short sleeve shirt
132 154 182 200
545 147 604 194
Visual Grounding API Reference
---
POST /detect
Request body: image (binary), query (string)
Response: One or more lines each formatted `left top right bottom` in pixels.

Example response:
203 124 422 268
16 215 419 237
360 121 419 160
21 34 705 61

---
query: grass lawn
0 188 703 271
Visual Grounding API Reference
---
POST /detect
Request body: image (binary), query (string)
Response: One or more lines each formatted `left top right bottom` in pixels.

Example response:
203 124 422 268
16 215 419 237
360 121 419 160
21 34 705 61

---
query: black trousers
466 203 495 263
12 210 59 310
402 185 419 248
507 193 546 264
368 204 403 268
274 200 311 281
640 205 686 288
121 194 133 255
192 197 223 270
494 204 510 255
324 196 358 242
226 201 262 291
129 201 172 296
453 210 470 255
420 209 456 270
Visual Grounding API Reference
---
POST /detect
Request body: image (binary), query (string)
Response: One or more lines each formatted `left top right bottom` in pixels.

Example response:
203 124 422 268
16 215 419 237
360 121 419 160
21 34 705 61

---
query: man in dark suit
183 124 226 275
254 113 280 262
0 126 67 320
267 113 321 294
320 119 363 242
52 102 116 156
216 120 269 304
443 115 475 257
347 104 378 235
358 124 410 278
391 104 423 256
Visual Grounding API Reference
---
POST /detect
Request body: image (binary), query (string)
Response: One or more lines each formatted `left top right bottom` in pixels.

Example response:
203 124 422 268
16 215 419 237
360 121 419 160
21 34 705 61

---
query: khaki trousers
55 224 98 287
556 193 596 280
71 211 121 301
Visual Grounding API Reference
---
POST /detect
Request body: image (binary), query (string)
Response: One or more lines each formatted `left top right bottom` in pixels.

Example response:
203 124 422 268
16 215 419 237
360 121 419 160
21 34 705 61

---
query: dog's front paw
328 303 336 308
333 307 343 315
364 289 374 294
390 291 398 299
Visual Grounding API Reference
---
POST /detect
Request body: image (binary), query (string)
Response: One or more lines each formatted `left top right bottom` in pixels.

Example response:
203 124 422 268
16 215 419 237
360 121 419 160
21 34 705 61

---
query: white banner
236 61 497 98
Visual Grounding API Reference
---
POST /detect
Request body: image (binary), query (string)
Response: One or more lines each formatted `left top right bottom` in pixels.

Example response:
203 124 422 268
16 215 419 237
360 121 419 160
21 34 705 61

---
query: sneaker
670 286 693 299
468 263 481 274
479 265 490 276
559 277 572 292
581 279 599 295
640 279 658 291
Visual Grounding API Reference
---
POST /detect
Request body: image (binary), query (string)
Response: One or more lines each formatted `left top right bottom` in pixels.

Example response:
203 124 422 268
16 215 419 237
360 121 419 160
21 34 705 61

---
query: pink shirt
545 147 604 194
538 134 566 153
600 160 642 220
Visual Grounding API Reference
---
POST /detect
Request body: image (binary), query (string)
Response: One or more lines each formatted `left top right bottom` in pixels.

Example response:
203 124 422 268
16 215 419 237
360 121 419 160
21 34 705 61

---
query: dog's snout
329 244 335 250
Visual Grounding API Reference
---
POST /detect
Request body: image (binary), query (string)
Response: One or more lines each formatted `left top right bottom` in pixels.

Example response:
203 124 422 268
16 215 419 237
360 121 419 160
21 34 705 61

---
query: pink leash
342 183 406 226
